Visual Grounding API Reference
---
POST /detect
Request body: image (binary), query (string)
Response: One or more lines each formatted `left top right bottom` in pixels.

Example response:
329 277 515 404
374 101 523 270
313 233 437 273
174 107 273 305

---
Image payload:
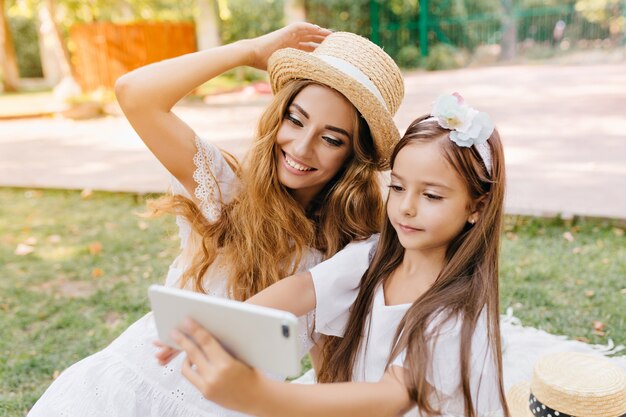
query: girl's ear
468 194 489 224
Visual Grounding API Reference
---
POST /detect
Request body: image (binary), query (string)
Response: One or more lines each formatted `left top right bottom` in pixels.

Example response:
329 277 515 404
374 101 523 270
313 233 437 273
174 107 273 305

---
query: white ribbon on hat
317 55 388 111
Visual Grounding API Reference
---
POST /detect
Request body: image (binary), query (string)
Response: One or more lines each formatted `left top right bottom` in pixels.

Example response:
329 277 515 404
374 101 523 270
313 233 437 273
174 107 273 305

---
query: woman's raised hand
247 22 331 70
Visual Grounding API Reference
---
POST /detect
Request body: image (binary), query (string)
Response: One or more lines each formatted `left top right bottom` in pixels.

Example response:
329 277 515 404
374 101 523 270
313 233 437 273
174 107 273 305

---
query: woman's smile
282 151 317 174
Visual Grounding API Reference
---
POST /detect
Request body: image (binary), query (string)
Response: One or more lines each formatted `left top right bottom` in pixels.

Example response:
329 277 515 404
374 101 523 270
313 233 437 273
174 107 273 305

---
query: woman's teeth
285 155 314 171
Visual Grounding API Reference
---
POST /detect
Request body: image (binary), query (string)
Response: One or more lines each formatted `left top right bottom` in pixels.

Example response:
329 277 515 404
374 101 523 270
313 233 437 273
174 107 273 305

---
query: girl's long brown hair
148 79 384 300
318 115 510 417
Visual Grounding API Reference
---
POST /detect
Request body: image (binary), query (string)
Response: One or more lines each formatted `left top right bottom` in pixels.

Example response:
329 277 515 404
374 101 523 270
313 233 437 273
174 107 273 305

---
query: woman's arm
174 320 413 417
114 23 330 194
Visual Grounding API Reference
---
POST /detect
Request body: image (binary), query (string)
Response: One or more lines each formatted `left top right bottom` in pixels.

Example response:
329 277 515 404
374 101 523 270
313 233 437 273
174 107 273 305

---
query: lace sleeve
191 135 240 222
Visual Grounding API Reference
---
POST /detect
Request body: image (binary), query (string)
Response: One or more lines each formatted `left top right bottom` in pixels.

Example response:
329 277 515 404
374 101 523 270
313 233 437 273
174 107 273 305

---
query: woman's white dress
27 137 323 417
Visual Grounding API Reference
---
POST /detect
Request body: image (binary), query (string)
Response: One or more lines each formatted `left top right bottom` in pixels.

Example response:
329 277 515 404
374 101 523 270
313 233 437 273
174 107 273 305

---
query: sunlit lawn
1 188 624 416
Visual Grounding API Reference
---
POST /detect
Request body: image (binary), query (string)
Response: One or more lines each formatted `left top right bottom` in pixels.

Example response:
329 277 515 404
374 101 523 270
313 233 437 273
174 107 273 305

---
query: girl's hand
247 22 331 70
173 319 264 414
153 340 181 365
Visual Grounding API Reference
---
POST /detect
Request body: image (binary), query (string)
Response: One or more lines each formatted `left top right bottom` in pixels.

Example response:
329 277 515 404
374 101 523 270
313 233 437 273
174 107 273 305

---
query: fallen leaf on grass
88 242 103 255
572 247 583 254
24 236 37 245
80 188 93 199
621 288 626 295
601 258 609 265
575 336 590 343
592 320 605 332
138 221 149 230
613 228 624 237
592 323 606 336
53 370 60 379
91 268 104 278
1 304 9 312
563 231 575 242
584 290 595 298
47 235 61 244
15 243 35 256
24 190 43 199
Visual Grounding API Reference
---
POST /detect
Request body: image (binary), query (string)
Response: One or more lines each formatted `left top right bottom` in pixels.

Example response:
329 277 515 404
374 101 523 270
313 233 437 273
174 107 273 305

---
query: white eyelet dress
27 136 323 417
310 235 504 417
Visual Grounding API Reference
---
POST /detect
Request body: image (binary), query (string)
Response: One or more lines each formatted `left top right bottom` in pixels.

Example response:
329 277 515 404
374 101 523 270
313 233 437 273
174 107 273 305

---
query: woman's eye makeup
286 113 303 126
322 136 343 147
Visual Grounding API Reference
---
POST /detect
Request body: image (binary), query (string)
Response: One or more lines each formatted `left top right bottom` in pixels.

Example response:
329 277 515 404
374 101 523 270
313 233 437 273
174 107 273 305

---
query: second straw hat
268 31 404 167
507 352 626 417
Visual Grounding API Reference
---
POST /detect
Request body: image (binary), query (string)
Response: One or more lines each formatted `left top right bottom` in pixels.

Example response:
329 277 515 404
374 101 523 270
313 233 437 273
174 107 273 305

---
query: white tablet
148 285 301 377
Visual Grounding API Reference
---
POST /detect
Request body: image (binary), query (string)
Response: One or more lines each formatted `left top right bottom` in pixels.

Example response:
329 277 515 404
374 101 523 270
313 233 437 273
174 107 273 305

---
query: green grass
1 188 624 416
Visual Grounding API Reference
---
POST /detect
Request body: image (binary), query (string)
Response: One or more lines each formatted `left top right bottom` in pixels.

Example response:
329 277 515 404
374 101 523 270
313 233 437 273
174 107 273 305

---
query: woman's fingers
181 356 207 393
171 328 213 375
183 319 234 363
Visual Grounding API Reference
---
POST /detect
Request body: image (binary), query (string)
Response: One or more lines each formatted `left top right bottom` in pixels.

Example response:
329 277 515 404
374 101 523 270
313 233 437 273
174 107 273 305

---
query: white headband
425 93 495 175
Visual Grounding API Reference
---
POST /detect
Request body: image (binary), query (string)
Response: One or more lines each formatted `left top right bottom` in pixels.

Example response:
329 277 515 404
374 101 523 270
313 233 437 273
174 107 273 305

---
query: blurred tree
1 0 20 91
196 0 220 50
500 0 517 60
285 0 306 23
39 0 73 85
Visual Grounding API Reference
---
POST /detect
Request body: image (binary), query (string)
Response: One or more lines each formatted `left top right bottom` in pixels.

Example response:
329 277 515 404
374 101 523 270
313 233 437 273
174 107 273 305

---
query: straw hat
507 352 626 417
268 31 404 168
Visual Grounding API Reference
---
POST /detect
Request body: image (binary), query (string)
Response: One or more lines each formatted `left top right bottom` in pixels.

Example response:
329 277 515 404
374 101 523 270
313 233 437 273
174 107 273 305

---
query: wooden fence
70 22 197 92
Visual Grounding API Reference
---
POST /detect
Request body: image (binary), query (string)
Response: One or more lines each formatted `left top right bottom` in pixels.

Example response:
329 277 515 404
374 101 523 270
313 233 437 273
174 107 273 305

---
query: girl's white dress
27 136 323 417
310 235 504 417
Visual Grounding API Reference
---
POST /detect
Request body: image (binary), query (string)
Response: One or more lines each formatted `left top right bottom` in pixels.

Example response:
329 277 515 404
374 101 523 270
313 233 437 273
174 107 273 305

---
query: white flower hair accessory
430 93 495 175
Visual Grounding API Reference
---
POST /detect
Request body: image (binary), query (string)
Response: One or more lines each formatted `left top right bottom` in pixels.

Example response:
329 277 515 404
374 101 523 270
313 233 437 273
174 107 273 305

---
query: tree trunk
499 0 517 61
0 0 20 92
196 0 221 50
39 0 73 82
284 0 306 24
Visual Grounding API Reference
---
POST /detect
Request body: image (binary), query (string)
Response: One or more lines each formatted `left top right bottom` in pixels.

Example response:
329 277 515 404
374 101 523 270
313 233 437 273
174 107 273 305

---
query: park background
1 0 625 416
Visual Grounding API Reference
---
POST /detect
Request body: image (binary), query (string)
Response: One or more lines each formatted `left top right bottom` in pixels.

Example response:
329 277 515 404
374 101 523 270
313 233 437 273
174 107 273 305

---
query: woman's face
275 84 355 207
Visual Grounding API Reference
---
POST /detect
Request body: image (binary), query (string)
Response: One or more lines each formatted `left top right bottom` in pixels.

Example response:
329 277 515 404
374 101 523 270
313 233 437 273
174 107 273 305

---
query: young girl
27 24 404 416
172 93 510 417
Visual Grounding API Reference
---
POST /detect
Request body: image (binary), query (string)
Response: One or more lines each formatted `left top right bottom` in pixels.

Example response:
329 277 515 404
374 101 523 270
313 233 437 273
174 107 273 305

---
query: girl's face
387 140 476 255
275 84 355 207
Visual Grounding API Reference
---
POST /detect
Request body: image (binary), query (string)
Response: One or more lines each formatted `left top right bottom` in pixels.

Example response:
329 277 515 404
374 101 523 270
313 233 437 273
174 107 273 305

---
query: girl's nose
400 195 417 217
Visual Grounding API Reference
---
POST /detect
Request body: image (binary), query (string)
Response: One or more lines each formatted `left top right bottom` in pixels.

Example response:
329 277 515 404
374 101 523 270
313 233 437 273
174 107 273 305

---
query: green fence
370 0 626 59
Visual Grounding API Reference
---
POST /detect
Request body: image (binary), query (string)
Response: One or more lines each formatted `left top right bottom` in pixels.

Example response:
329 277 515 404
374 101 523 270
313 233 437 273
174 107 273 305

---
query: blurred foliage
395 44 421 68
306 0 370 35
218 0 284 44
424 42 464 70
8 14 43 77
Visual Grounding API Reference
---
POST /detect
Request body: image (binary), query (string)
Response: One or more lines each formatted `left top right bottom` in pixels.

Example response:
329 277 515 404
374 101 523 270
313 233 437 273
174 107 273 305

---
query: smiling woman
27 23 404 417
276 84 356 207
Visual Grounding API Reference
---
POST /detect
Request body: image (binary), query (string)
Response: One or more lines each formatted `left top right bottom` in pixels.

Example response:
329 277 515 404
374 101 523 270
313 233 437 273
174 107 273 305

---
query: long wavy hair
317 115 510 417
148 79 384 300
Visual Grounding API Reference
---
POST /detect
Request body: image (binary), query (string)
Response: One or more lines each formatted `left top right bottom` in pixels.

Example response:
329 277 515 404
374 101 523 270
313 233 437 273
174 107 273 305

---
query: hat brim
268 48 400 169
507 382 534 417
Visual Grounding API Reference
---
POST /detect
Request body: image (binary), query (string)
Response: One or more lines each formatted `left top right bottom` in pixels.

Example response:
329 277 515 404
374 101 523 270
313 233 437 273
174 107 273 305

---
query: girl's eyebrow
390 172 452 190
291 103 352 140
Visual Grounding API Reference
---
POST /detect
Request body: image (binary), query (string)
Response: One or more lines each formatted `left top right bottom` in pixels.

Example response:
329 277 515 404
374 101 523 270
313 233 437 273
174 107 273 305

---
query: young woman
27 23 404 417
172 94 510 417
